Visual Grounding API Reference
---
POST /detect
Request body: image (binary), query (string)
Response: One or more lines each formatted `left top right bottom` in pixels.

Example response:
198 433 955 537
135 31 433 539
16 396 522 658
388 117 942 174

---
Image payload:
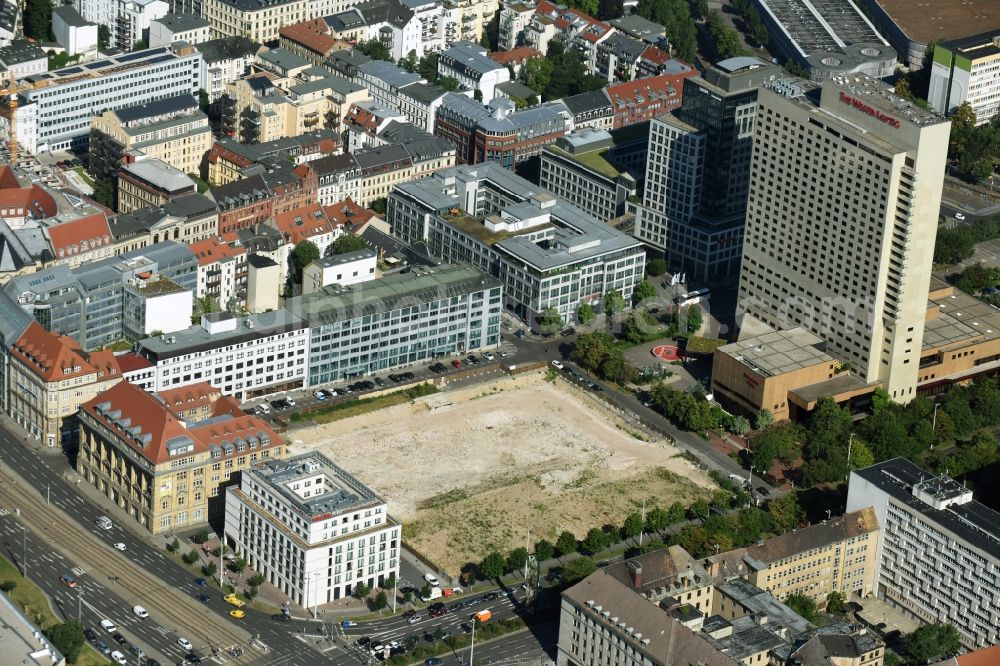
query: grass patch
685 336 726 355
291 384 439 424
0 555 59 628
73 167 95 188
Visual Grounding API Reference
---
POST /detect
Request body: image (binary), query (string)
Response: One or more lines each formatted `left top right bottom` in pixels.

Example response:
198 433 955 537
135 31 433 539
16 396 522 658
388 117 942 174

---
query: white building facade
846 459 1000 649
134 310 309 401
225 452 402 606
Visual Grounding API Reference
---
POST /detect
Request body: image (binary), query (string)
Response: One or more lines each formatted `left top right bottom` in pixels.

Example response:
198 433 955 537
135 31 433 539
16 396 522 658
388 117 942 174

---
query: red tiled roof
606 72 689 108
274 202 335 245
11 321 97 382
640 46 671 65
189 236 246 267
489 47 543 65
83 381 281 466
46 213 112 259
535 1 559 17
158 382 222 416
280 20 338 55
115 353 154 374
323 197 377 229
957 645 1000 666
88 350 122 380
0 165 19 189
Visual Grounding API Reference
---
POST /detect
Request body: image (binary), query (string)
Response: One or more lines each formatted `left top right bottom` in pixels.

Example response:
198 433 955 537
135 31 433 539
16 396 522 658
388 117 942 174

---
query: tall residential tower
736 76 950 402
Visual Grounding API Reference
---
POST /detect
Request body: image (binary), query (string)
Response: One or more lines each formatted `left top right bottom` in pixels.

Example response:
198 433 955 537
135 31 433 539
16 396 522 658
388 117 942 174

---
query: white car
286 397 297 407
483 351 495 361
113 542 126 551
100 619 117 633
110 651 127 665
133 605 149 619
177 638 193 651
955 212 966 221
551 359 564 370
424 572 439 586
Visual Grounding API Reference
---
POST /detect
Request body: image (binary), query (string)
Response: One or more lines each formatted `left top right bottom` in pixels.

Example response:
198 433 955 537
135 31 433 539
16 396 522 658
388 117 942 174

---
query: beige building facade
202 0 309 44
737 76 950 404
8 322 122 448
77 381 285 534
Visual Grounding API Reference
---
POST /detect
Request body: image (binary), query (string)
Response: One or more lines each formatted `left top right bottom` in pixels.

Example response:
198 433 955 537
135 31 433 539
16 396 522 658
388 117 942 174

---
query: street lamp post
21 525 27 577
77 587 82 619
391 575 398 614
469 618 476 666
846 433 854 481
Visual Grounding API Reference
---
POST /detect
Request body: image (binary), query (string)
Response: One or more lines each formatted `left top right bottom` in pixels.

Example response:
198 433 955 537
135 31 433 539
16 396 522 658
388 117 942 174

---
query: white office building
17 44 202 154
302 248 378 293
150 12 212 47
52 6 100 57
846 459 1000 648
389 164 646 326
134 310 309 401
225 451 402 605
77 0 170 49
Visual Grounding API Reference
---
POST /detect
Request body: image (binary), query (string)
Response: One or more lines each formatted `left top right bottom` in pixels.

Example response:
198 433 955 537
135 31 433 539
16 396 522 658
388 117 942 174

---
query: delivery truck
472 609 492 623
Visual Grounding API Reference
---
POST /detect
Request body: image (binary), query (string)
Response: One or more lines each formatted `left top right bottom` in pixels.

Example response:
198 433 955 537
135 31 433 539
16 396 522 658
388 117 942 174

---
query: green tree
666 501 686 525
561 556 597 582
523 57 555 93
92 177 115 208
439 76 461 91
385 573 397 589
328 234 369 256
580 527 610 555
646 258 668 276
689 499 710 521
98 25 111 50
534 539 555 562
25 0 54 40
556 530 578 557
622 512 644 540
201 561 217 577
374 591 388 610
604 289 626 315
355 38 392 61
228 557 247 573
399 49 419 72
45 619 85 663
633 279 656 302
826 591 847 614
289 240 320 286
673 524 710 557
729 415 751 436
785 593 820 624
682 305 703 333
244 586 258 601
420 583 431 599
768 492 804 533
639 537 665 554
182 549 199 565
418 53 440 82
577 303 595 324
506 546 529 574
848 439 875 471
883 651 902 666
644 506 669 533
906 623 961 664
480 551 506 579
354 581 370 598
755 408 774 430
537 306 563 334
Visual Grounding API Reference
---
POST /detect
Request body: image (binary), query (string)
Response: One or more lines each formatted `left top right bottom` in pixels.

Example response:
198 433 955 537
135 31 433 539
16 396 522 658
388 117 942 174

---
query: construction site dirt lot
295 372 716 574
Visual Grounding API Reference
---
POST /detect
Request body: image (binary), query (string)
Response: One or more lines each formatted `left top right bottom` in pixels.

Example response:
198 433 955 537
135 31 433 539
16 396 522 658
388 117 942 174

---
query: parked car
515 329 526 338
551 360 564 370
561 327 576 337
223 594 245 607
285 397 296 407
451 359 463 369
313 390 327 400
424 572 439 586
955 212 966 221
482 351 495 361
271 613 291 622
374 377 387 387
466 355 480 365
321 389 337 398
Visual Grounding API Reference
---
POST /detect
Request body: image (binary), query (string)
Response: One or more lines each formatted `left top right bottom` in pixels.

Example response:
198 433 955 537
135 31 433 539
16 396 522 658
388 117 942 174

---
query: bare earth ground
294 373 716 574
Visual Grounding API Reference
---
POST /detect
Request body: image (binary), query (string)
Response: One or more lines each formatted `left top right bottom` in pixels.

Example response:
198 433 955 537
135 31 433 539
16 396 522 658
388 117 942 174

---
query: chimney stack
627 561 642 589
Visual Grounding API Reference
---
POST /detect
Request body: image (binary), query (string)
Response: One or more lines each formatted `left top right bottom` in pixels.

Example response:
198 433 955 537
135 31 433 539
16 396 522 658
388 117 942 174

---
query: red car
60 574 78 588
451 359 462 369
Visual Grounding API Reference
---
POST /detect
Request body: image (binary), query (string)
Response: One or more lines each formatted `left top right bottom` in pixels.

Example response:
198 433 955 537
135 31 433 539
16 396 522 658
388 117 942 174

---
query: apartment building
90 95 212 180
302 248 377 293
225 452 401 606
149 12 212 47
540 126 645 223
52 6 99 57
603 546 715 615
7 322 122 448
557 568 738 666
705 507 880 605
4 242 197 351
498 0 534 51
117 157 196 214
846 459 1000 648
313 154 363 206
189 236 247 309
286 263 501 385
929 30 1000 125
388 164 646 325
437 41 510 103
16 44 203 154
274 202 342 257
42 212 116 269
561 89 614 130
77 0 169 49
606 71 694 129
108 193 219 255
202 0 309 44
0 41 47 80
395 82 452 133
737 75 950 403
212 174 274 235
204 132 340 185
631 56 780 281
355 60 425 109
195 37 261 104
134 310 309 399
77 380 286 533
278 19 351 67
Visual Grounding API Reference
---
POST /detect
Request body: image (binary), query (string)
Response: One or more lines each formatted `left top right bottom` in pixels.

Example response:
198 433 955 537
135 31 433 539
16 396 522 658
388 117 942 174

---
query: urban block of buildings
77 0 169 49
225 451 401 606
388 163 646 325
437 41 511 103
